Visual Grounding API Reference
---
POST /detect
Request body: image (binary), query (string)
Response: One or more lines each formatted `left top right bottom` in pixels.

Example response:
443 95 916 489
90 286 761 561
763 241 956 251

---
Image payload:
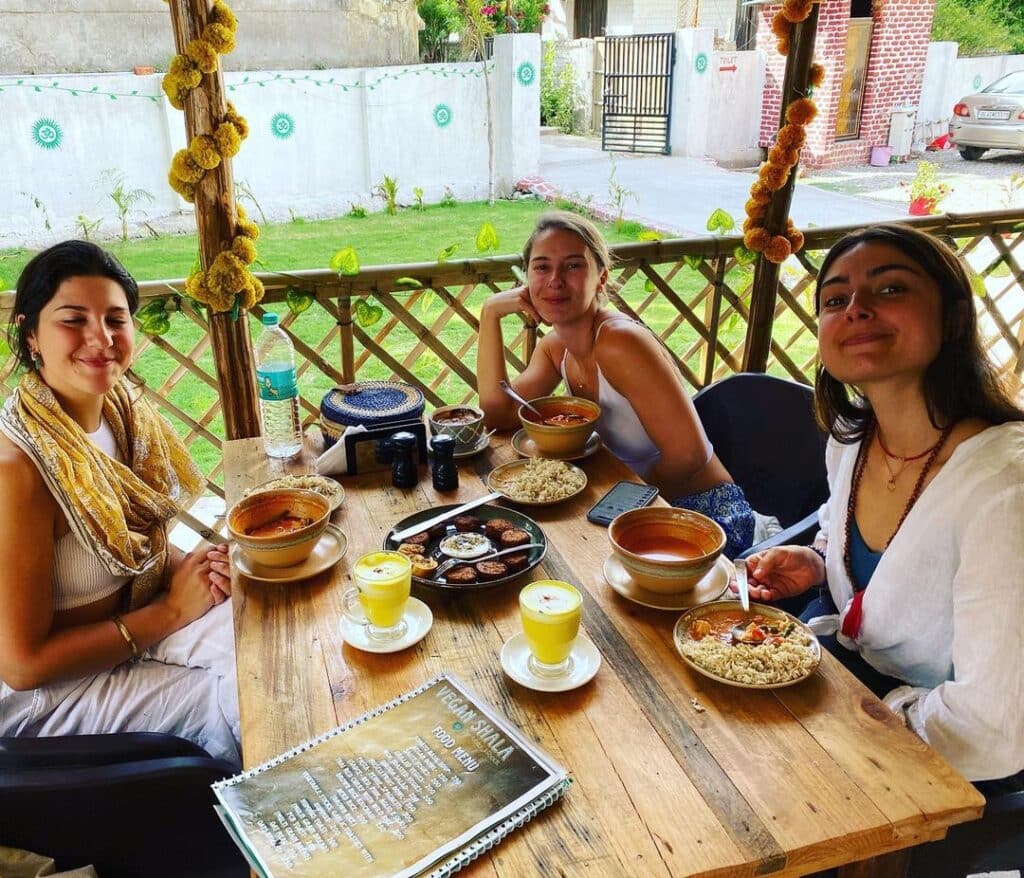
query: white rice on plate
244 475 345 511
678 630 817 686
497 458 586 503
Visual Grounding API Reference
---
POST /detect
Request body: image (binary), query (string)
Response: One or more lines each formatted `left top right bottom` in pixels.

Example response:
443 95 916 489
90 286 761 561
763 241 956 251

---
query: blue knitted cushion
320 381 425 446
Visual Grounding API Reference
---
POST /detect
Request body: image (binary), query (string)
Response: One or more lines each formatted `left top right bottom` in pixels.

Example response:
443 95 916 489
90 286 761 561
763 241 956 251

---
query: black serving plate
383 503 547 591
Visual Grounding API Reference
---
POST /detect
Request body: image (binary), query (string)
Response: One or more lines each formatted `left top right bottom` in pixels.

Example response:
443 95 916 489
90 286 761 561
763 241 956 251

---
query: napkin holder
344 419 428 475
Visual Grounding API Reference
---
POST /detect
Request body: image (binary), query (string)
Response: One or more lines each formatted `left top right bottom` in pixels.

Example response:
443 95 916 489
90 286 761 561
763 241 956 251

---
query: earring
30 349 43 370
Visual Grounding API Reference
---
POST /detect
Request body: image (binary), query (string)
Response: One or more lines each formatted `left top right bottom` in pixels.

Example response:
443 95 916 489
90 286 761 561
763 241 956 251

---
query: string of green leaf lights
0 64 496 103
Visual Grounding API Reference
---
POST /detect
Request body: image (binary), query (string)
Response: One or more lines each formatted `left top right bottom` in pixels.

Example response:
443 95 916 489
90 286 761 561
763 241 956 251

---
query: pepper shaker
430 435 459 492
389 431 418 489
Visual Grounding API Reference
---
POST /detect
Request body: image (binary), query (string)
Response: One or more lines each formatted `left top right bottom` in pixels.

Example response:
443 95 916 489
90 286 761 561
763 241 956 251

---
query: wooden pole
742 3 821 373
169 0 260 440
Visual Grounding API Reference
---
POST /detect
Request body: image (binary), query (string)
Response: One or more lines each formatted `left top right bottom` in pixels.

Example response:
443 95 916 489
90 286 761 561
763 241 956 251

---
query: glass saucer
340 597 433 654
500 632 601 692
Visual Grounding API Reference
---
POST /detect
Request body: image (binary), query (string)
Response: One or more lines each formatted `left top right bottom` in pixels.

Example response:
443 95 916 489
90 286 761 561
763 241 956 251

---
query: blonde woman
478 211 760 557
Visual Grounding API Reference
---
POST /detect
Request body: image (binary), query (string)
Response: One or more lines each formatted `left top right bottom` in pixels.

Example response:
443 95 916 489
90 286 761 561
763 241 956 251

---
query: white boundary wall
671 29 763 166
918 43 1024 147
1 35 540 242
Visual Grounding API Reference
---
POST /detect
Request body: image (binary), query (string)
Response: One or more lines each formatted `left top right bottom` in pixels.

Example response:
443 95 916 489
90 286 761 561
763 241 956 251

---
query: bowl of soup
608 506 725 593
518 396 601 456
428 404 486 450
228 488 331 568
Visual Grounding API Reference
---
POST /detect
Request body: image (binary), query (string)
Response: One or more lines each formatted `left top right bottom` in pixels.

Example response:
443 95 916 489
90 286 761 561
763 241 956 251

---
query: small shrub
76 214 103 241
348 202 368 219
418 0 461 62
440 186 457 208
104 170 155 242
375 175 400 216
540 42 580 134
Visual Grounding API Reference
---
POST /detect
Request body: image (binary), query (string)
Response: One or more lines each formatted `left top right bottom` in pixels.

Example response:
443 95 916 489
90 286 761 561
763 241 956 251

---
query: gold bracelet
111 614 141 663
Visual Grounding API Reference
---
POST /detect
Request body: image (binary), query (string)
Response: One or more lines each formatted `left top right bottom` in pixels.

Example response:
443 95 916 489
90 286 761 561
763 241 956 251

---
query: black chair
0 732 248 878
693 372 829 555
909 789 1024 876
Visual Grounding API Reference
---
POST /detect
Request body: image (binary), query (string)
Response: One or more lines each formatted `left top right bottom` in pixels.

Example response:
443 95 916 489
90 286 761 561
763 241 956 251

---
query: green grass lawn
1 199 817 480
0 200 644 285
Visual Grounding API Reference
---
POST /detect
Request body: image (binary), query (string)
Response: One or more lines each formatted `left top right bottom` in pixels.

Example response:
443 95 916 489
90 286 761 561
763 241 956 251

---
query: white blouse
817 422 1024 782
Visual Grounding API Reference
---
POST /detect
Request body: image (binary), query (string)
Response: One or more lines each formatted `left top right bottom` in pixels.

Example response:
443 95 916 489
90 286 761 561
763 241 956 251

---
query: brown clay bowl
608 506 725 594
227 488 330 568
518 395 601 456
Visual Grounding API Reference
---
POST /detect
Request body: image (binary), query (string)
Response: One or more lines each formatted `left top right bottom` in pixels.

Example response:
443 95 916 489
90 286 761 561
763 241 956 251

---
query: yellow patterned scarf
0 371 204 609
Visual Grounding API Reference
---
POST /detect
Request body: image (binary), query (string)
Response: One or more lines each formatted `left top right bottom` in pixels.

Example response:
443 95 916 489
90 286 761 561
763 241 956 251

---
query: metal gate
601 33 675 154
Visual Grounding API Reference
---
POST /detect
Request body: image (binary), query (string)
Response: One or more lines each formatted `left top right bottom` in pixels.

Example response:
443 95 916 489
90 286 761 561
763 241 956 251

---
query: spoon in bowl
498 380 545 421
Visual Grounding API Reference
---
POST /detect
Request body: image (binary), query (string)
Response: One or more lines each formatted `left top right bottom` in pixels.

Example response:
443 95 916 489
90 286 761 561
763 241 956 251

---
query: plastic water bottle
254 313 302 459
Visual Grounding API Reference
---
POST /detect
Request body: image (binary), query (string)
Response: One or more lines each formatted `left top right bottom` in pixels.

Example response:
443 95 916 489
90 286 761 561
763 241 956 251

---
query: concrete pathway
539 132 914 236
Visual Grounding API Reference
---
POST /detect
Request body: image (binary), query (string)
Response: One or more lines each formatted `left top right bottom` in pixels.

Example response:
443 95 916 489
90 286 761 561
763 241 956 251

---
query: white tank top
559 319 661 477
51 418 131 611
559 318 712 480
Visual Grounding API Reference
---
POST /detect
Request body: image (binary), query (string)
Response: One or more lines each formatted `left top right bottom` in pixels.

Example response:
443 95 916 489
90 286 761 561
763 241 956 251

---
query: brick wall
756 0 936 169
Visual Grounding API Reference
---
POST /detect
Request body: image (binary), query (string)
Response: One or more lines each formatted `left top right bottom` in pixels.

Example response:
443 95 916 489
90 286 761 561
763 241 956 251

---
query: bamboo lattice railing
2 210 1022 536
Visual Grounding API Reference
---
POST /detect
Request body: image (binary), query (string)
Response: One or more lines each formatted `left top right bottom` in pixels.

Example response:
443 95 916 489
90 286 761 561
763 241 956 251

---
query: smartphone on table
586 480 660 526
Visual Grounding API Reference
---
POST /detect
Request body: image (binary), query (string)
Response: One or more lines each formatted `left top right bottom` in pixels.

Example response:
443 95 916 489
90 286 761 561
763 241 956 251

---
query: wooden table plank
224 433 984 877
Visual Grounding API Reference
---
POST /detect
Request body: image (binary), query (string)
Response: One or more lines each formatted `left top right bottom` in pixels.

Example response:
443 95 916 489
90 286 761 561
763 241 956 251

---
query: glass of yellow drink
345 551 412 642
519 580 582 677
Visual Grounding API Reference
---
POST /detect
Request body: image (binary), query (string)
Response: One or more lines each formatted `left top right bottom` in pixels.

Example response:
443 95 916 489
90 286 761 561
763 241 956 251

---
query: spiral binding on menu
214 674 441 785
425 778 572 878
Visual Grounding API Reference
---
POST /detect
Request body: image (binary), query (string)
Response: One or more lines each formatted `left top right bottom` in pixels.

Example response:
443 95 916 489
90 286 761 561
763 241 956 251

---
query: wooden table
224 434 984 878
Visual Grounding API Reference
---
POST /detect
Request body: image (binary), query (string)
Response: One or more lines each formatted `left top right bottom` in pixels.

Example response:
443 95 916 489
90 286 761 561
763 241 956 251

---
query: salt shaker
430 435 458 492
389 431 418 489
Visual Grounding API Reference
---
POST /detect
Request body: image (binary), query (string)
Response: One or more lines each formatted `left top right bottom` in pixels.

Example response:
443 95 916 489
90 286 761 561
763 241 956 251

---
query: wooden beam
743 3 821 373
168 0 260 440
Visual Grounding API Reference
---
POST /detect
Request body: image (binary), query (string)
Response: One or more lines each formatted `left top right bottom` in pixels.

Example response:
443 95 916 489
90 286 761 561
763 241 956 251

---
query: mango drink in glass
347 551 412 641
519 581 582 677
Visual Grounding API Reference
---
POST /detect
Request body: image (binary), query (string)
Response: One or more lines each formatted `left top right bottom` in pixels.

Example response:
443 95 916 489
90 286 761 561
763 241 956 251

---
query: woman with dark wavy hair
739 224 1024 793
0 241 239 767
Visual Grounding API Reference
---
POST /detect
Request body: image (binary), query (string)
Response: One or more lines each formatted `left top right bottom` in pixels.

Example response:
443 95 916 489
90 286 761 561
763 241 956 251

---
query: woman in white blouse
740 224 1023 797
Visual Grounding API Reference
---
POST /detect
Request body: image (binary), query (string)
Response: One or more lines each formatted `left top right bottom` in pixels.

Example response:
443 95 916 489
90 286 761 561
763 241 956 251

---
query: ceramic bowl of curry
228 488 331 568
518 395 601 456
428 404 486 450
608 506 725 593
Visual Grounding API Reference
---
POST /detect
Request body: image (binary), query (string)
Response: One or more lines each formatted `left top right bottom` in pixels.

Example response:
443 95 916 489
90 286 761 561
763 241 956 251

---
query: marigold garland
162 0 262 313
743 0 824 264
185 207 264 312
161 0 237 109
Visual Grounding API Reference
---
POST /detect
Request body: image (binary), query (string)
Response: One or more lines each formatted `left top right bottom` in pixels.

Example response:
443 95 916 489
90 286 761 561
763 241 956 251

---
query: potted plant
903 161 950 216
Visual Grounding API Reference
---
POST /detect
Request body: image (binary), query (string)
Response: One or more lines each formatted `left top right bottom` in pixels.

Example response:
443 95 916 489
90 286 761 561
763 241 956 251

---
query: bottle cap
389 431 417 450
261 313 280 326
430 435 455 454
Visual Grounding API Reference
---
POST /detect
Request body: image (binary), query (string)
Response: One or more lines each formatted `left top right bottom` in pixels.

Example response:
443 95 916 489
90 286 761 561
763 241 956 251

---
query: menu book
212 673 570 877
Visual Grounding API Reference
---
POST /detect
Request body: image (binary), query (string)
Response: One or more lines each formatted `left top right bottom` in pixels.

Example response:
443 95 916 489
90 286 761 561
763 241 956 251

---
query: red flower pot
908 197 937 216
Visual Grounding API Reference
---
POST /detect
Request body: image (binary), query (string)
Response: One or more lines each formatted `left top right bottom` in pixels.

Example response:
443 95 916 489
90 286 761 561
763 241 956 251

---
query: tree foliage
932 0 1024 55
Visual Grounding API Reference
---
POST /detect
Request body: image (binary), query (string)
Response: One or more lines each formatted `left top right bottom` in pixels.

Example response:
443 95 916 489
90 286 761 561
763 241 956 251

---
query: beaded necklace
843 420 955 591
840 420 955 640
875 428 946 491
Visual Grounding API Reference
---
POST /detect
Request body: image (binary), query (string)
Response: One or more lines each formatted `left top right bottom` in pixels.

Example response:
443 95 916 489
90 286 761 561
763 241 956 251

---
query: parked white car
948 70 1024 161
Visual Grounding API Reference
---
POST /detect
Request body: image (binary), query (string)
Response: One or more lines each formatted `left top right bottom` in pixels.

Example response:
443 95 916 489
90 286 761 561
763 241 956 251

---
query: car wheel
959 146 986 161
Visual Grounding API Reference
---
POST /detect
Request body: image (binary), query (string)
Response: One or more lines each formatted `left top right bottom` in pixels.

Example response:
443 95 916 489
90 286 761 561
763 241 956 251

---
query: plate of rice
487 458 587 506
673 600 820 689
243 475 345 512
